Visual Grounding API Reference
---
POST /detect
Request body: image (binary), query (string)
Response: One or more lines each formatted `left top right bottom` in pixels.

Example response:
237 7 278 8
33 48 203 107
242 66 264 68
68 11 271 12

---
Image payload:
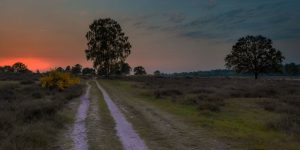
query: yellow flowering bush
40 70 80 90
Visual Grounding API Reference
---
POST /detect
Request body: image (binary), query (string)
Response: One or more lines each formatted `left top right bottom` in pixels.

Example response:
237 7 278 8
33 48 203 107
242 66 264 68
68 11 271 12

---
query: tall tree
225 35 284 79
134 66 146 75
71 64 82 75
12 62 29 73
85 18 131 78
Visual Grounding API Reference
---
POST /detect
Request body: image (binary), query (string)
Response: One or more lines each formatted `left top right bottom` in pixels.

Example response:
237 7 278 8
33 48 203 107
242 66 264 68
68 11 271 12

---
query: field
0 76 84 150
99 77 300 150
1 74 299 150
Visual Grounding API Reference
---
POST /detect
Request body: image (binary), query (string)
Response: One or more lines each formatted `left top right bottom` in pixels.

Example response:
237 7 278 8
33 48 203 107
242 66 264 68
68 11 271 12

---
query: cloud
121 0 299 42
171 1 300 40
208 0 217 8
167 12 186 23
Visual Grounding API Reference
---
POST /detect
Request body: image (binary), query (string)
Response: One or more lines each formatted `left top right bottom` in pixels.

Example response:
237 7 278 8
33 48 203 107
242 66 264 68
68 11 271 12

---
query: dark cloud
124 0 299 42
173 1 300 40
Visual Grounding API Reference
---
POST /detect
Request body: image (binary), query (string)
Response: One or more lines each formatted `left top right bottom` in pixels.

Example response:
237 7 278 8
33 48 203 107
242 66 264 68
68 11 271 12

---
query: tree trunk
255 72 258 79
106 66 110 79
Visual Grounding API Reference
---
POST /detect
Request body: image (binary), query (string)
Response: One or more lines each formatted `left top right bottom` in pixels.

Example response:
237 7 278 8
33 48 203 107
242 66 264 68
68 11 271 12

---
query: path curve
72 82 91 150
95 80 148 150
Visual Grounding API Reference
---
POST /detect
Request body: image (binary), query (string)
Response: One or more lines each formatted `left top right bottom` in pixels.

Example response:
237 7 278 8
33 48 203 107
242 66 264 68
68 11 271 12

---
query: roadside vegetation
40 70 80 90
0 73 84 149
103 76 300 150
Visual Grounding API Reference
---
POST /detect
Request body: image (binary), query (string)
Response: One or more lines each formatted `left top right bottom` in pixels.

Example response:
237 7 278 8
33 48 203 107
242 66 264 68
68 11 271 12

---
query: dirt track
71 82 91 150
95 80 148 150
69 81 148 150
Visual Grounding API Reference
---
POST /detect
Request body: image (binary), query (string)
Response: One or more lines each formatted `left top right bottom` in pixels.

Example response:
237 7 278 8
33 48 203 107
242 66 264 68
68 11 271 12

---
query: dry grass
123 76 300 134
0 80 84 149
103 77 300 149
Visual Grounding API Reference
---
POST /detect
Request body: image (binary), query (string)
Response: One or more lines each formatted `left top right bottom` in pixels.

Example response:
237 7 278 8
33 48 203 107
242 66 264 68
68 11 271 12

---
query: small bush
196 95 225 112
40 71 80 90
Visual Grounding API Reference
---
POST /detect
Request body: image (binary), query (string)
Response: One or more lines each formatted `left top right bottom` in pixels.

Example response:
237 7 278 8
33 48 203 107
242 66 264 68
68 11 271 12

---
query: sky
0 0 299 73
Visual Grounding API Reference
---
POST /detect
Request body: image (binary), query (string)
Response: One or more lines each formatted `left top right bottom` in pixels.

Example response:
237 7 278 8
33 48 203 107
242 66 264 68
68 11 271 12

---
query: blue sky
0 0 299 72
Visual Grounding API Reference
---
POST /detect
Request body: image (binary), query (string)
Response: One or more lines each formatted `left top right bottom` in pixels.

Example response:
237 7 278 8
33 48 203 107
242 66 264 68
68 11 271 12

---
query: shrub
197 96 225 112
40 71 80 90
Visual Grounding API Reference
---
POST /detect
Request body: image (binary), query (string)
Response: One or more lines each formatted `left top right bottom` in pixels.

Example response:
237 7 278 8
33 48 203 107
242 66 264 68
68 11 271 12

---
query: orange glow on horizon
0 57 52 71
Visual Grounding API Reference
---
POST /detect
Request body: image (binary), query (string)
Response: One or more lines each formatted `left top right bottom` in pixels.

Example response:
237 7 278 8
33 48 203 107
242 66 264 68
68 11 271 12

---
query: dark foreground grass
104 77 300 150
0 80 84 150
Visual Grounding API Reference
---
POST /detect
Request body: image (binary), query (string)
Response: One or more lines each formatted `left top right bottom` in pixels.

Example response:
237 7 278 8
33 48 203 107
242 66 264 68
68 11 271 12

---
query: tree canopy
134 66 147 75
225 35 284 79
111 62 131 75
12 62 30 73
85 18 131 78
65 66 71 72
56 67 64 72
2 66 13 73
82 67 95 75
154 70 161 76
71 64 82 75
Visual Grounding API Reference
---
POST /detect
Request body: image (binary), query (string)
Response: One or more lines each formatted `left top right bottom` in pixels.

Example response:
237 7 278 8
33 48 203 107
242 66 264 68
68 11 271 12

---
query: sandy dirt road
69 81 147 150
72 82 91 150
95 80 148 150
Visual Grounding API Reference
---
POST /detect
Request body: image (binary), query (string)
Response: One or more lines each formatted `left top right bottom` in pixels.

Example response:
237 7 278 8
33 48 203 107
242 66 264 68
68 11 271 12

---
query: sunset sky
0 0 299 73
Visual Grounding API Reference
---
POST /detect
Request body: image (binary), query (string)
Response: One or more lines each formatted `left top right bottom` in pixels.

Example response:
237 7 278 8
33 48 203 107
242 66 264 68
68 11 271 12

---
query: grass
0 72 40 81
208 99 300 150
100 79 226 150
0 79 84 150
100 77 300 150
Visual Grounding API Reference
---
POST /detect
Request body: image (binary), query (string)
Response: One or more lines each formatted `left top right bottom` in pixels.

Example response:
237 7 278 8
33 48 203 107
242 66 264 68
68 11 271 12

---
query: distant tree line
0 62 31 73
54 64 95 76
0 61 150 77
158 65 300 78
